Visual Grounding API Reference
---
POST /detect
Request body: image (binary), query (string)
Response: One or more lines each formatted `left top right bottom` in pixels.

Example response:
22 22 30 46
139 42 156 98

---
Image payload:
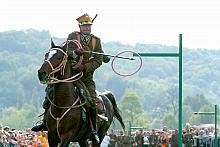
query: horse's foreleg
92 142 101 147
59 132 73 147
48 132 59 147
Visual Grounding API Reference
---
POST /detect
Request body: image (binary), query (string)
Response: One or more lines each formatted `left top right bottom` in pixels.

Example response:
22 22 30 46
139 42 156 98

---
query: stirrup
31 123 45 132
31 122 47 132
91 131 100 144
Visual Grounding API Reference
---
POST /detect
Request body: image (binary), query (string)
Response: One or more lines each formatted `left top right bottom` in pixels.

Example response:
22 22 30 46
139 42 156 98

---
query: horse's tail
104 91 125 130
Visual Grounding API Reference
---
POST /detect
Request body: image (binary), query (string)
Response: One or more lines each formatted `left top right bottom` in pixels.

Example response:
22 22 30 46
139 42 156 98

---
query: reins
45 48 68 77
45 40 83 84
44 40 87 139
46 92 86 109
44 39 87 109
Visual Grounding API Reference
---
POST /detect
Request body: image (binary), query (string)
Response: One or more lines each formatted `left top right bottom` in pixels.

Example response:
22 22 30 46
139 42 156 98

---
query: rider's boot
31 109 48 132
89 108 100 144
74 80 93 108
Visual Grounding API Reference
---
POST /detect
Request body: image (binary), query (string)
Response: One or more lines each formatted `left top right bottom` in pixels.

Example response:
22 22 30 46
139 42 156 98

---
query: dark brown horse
37 39 125 147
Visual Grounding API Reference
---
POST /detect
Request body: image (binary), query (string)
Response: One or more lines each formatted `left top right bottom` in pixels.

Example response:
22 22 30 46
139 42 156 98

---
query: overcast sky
1 0 220 49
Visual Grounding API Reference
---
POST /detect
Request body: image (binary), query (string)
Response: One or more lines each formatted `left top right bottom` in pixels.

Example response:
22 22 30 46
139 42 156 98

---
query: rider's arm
83 37 103 73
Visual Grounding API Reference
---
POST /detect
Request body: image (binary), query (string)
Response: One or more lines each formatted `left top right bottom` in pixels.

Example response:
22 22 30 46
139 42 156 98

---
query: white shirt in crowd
101 135 111 147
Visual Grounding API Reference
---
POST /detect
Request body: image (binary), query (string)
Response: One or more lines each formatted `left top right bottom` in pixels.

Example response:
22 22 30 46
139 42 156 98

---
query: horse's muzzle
38 70 48 84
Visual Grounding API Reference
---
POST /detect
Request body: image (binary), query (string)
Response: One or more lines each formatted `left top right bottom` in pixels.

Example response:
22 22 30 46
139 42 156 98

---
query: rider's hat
76 13 93 26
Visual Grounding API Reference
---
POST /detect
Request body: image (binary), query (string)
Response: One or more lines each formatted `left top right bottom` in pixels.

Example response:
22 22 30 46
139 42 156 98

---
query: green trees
119 91 151 128
183 94 211 112
183 94 215 125
162 113 178 129
0 104 40 129
119 92 143 122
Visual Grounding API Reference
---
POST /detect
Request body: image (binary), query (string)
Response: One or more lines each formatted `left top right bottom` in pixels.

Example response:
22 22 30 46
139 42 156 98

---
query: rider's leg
73 80 93 107
75 80 100 143
31 104 48 132
31 85 53 132
88 103 100 143
86 84 100 144
31 100 49 132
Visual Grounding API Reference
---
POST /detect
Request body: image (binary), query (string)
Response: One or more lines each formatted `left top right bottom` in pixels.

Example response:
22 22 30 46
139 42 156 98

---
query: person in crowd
149 129 158 147
109 129 117 147
135 129 143 147
142 131 150 147
117 131 124 146
161 131 169 147
122 131 130 147
170 129 178 147
183 128 193 147
100 132 111 147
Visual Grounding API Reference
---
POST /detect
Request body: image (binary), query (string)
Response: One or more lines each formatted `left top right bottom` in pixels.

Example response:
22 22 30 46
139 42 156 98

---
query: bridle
44 40 84 84
45 47 68 76
42 39 86 108
43 40 87 138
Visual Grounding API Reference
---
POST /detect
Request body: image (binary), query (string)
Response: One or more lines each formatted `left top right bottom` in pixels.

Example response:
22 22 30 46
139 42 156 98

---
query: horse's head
38 40 68 84
38 39 83 84
38 39 68 84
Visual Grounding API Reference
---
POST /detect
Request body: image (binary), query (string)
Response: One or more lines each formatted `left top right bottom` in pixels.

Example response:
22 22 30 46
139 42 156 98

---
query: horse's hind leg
78 140 89 147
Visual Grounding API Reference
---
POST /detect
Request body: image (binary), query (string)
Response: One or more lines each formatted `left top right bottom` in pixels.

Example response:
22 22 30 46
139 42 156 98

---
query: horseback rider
31 13 109 144
66 13 103 144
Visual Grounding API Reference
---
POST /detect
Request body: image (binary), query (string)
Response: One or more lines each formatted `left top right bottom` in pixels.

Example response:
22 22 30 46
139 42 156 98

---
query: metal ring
62 40 83 69
111 50 142 76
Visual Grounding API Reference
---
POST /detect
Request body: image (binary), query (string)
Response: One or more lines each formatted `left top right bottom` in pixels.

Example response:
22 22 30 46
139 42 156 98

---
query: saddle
95 95 106 114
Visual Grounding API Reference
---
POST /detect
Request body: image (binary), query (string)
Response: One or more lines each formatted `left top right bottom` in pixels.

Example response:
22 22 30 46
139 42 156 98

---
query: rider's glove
74 48 84 56
78 64 84 72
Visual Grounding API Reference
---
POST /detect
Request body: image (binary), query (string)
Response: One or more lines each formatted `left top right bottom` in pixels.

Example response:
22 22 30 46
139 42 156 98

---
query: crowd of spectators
106 125 220 147
1 123 219 147
0 124 48 147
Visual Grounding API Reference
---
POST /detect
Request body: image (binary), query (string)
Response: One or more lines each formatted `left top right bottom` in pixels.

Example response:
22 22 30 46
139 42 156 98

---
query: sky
1 0 220 49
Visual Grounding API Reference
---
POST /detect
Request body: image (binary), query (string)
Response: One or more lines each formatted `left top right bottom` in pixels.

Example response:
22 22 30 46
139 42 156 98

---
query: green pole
129 121 132 147
178 34 183 147
133 34 183 146
215 105 218 147
134 53 179 57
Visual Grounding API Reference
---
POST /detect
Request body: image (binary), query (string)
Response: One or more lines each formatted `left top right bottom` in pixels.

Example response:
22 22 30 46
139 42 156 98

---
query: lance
83 51 136 60
92 14 98 23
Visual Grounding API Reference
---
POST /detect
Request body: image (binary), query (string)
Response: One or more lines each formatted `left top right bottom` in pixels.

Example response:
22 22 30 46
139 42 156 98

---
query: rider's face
79 24 92 35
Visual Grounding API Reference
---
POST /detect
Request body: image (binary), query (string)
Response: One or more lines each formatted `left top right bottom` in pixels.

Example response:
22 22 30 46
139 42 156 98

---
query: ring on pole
111 50 142 76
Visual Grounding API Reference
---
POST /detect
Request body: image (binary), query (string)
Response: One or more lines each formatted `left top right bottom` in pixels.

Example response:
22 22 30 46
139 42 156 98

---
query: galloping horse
37 39 125 147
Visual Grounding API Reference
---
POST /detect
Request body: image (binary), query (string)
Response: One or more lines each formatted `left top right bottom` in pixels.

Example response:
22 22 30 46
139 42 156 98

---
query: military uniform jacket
67 32 103 83
183 133 193 147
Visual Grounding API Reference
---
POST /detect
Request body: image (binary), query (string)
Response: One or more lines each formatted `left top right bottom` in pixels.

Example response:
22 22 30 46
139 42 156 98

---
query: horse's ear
51 38 56 48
